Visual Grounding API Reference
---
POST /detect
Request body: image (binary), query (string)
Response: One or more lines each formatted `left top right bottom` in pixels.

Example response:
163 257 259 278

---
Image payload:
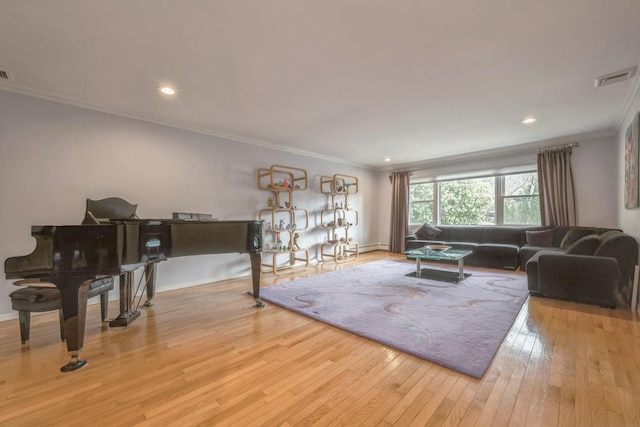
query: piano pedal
108 310 141 327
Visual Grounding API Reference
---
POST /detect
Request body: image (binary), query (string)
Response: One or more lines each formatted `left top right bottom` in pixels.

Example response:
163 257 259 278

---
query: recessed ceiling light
384 157 391 162
521 117 537 124
160 86 175 95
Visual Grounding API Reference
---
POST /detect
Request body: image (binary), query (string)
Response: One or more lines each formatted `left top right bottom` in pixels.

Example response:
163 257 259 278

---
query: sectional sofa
405 224 547 270
525 229 638 308
405 223 639 308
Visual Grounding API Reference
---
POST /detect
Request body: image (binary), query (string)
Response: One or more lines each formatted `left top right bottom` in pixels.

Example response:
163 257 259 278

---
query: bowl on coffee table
427 244 451 252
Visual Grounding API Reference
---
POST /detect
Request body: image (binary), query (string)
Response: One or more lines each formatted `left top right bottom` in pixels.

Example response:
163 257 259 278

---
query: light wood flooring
1 251 640 426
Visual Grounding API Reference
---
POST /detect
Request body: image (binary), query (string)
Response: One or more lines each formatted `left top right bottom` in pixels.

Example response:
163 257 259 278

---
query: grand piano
4 198 263 372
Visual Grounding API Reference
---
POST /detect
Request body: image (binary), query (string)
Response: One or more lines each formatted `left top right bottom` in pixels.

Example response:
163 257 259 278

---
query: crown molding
0 85 619 173
377 129 616 172
0 85 372 170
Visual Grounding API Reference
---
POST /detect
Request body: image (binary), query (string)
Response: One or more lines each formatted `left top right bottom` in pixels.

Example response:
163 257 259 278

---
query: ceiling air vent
0 69 15 82
594 67 637 88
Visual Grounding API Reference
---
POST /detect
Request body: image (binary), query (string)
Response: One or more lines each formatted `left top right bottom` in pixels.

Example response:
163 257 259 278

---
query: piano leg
57 278 91 372
109 271 141 327
250 252 265 308
143 262 157 307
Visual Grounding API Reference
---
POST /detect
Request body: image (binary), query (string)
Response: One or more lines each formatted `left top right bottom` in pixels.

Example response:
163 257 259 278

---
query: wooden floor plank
1 251 639 426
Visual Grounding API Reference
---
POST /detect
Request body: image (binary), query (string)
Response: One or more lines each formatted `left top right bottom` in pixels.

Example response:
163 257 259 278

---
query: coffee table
404 246 473 283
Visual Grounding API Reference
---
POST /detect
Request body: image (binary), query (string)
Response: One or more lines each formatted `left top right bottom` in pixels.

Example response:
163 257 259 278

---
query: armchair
526 231 638 308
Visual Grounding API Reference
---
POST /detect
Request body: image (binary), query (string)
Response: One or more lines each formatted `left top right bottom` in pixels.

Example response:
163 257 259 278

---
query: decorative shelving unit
257 165 310 274
320 174 359 263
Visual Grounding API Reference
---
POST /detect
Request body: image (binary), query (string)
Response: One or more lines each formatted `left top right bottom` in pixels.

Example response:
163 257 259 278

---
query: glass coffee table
404 246 473 283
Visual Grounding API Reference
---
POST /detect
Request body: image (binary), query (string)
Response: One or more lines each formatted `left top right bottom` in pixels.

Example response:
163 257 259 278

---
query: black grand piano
4 198 263 372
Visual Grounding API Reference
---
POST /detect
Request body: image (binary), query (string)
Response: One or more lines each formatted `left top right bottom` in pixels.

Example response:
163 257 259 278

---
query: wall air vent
0 69 15 82
594 66 637 88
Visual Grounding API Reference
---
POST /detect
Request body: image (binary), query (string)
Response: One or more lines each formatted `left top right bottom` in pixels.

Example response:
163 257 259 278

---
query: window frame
408 181 438 225
409 170 539 226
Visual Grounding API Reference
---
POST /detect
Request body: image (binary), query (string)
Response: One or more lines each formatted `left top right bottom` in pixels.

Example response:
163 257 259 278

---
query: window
409 171 540 226
440 177 495 225
500 172 540 225
409 182 435 224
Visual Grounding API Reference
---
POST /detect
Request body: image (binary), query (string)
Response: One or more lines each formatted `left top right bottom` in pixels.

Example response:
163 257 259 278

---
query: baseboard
360 243 389 252
0 246 396 320
0 312 15 322
153 272 252 293
0 297 108 322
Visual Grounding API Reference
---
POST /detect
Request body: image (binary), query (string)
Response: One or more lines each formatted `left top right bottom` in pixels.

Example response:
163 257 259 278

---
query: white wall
0 91 379 319
375 134 619 246
572 135 619 228
0 87 626 320
617 83 640 239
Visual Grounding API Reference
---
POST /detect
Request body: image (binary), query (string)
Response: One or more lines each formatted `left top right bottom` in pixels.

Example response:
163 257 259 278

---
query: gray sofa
405 224 639 308
517 225 617 270
526 230 638 308
405 224 541 270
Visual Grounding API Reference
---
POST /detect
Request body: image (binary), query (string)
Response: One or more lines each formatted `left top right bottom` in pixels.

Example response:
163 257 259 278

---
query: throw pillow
565 234 601 256
560 228 593 250
415 223 441 240
525 229 553 247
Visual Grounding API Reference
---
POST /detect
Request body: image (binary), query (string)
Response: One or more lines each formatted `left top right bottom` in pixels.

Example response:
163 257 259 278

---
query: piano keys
4 219 263 372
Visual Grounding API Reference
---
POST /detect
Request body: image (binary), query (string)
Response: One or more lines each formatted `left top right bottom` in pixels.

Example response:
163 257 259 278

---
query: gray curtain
389 171 410 253
537 146 576 226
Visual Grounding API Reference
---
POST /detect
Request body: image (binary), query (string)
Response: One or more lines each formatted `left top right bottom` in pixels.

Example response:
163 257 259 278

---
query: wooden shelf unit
257 165 310 274
319 174 359 263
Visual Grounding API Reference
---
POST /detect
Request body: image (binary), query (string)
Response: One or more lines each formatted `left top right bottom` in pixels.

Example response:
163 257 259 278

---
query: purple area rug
257 260 528 378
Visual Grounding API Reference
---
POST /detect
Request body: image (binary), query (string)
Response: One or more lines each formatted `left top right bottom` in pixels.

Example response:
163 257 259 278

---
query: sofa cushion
548 226 567 247
598 230 621 240
483 226 525 246
476 243 520 269
560 228 593 250
565 234 601 256
525 229 553 247
519 245 563 271
437 226 485 243
594 233 639 287
415 223 441 240
476 243 519 255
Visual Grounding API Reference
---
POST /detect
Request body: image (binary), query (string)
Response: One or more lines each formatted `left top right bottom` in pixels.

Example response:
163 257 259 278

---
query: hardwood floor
1 251 640 426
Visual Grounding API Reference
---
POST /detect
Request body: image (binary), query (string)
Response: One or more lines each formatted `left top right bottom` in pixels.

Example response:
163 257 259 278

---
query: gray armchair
527 251 620 308
526 231 638 308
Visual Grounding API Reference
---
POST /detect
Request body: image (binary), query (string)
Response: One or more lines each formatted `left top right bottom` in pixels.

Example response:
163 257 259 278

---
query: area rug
256 260 529 378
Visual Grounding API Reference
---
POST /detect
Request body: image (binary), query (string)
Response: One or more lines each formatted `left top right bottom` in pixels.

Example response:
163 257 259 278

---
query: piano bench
9 277 114 344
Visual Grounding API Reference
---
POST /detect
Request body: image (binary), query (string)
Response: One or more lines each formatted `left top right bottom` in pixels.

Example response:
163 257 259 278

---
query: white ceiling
2 1 640 169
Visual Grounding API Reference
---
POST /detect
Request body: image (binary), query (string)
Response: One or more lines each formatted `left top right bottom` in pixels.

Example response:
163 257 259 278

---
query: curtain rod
538 142 579 153
390 168 412 174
